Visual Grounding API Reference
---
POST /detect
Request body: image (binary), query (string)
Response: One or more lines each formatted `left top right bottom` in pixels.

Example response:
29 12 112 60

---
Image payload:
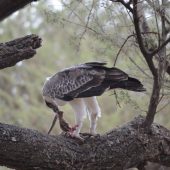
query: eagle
42 62 145 140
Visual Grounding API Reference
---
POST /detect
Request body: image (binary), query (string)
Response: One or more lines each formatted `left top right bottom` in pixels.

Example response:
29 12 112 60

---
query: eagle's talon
71 134 84 142
63 131 84 142
70 124 79 132
81 132 100 139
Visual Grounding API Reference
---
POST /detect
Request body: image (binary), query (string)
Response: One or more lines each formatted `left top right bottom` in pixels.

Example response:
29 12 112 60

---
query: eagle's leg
84 97 101 135
69 98 87 140
89 113 98 135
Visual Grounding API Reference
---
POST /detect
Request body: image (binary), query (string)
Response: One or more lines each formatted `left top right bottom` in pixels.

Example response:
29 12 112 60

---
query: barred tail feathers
110 77 146 92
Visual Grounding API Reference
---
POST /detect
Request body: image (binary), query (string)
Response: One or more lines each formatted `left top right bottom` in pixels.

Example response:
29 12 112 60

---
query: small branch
110 0 133 13
0 34 42 69
113 90 121 108
156 101 170 113
151 36 170 57
78 0 95 48
146 0 170 26
129 56 151 78
62 18 100 35
114 34 134 66
152 0 161 46
113 32 158 66
0 0 39 21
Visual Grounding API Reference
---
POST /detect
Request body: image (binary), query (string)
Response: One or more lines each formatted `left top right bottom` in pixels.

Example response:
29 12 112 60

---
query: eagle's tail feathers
105 67 128 81
109 77 146 92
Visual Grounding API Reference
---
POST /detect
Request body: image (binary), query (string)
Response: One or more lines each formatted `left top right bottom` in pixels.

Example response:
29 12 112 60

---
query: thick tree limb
0 0 39 21
0 116 170 170
0 34 42 69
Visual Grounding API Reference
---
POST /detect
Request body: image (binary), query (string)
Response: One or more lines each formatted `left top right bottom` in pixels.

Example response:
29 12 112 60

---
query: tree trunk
0 116 170 170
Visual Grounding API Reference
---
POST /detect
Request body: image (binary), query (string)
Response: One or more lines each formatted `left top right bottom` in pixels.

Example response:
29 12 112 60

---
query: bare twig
113 32 158 66
114 34 134 66
129 56 151 78
78 0 95 47
157 93 164 105
152 0 161 46
113 90 121 108
156 101 170 113
62 18 100 35
146 0 170 26
110 0 133 13
151 36 170 56
62 1 84 24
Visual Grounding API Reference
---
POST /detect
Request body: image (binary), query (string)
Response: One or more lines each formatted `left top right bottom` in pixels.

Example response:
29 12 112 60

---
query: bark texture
0 0 39 21
0 116 170 170
0 34 42 69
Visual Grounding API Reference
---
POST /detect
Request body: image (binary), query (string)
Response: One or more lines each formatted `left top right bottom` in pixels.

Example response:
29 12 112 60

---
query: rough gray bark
0 116 170 170
0 0 39 21
0 34 42 69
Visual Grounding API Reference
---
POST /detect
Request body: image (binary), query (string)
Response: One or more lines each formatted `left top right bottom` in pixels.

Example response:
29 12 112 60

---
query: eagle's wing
43 62 128 101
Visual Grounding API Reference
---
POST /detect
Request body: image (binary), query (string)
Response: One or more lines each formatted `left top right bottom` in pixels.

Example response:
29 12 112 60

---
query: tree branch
129 56 151 78
133 0 157 77
113 34 134 66
151 36 170 56
0 116 170 170
0 34 42 69
146 0 170 26
113 32 158 66
0 0 39 21
110 0 133 13
141 0 168 128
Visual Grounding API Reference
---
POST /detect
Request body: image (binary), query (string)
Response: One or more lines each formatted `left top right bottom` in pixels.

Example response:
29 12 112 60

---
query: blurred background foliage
0 0 169 169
